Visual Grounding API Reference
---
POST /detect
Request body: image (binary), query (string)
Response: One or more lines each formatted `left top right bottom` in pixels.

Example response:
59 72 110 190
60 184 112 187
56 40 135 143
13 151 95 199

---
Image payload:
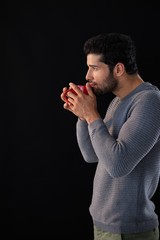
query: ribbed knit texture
76 82 160 233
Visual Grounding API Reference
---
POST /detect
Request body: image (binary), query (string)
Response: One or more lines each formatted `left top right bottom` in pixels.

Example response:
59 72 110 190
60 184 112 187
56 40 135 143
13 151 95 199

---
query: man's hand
60 82 101 123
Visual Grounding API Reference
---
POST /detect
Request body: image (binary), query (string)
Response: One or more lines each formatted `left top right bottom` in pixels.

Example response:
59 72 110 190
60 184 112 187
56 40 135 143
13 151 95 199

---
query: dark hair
83 33 138 74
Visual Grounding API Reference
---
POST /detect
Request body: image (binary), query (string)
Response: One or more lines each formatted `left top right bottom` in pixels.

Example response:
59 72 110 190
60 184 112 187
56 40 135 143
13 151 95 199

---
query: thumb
86 82 94 96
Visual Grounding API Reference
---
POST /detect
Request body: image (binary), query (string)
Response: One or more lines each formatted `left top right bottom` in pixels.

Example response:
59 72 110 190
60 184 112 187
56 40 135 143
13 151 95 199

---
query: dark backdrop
1 1 160 239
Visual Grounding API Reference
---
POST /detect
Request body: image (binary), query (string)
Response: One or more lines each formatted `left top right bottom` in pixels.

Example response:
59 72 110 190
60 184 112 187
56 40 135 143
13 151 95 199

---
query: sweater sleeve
77 91 160 177
76 118 99 163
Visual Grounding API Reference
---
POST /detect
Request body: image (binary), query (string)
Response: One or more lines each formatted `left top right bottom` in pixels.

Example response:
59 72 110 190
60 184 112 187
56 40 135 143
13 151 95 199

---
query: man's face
85 54 118 95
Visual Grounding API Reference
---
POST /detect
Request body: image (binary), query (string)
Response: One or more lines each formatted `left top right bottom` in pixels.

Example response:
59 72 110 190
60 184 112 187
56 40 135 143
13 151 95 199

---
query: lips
88 82 95 88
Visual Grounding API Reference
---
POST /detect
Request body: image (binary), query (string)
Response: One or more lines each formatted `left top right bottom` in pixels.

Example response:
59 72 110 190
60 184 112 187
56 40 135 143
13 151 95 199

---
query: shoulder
131 82 160 104
135 88 160 103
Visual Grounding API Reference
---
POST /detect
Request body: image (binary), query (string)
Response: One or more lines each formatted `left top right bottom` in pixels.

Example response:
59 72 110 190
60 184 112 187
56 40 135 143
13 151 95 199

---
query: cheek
95 72 106 83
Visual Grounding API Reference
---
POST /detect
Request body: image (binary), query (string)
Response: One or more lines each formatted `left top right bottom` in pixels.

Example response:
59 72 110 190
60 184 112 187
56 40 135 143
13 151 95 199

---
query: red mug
65 85 88 102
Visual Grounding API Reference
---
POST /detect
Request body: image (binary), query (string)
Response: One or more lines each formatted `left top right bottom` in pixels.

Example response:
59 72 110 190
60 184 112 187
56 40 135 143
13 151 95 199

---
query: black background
1 1 160 239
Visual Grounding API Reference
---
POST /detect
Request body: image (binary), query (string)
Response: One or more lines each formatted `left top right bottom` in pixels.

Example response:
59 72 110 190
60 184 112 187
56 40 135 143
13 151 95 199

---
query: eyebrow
88 64 99 68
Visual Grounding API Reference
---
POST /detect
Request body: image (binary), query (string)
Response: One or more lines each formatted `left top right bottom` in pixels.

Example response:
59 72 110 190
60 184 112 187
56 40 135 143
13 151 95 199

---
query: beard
91 73 117 96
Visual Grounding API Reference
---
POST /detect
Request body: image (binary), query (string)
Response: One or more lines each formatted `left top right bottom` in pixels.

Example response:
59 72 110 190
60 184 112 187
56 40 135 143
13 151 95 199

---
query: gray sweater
76 82 160 233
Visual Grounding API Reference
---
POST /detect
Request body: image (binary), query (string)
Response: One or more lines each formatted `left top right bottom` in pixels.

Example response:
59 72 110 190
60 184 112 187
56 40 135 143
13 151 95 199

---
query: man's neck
113 74 144 99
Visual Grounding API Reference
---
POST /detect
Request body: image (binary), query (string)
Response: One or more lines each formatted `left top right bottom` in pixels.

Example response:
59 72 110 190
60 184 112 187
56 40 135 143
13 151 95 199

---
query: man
60 33 160 240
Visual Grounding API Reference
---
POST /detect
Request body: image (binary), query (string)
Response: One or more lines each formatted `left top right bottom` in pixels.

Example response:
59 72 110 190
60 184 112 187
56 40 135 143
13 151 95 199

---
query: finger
69 82 82 95
86 82 94 95
61 92 67 102
63 102 71 109
63 102 73 112
63 87 68 92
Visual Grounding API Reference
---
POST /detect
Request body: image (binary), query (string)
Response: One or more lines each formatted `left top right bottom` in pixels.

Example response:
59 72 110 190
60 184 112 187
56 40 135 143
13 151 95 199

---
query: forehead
86 53 103 65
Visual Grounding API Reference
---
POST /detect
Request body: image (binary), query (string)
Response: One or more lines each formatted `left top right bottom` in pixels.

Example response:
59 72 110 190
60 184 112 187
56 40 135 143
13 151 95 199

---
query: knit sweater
76 82 160 233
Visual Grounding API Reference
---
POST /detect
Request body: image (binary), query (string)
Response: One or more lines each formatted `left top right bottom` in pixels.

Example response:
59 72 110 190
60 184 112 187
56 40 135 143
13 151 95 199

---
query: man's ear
113 62 125 77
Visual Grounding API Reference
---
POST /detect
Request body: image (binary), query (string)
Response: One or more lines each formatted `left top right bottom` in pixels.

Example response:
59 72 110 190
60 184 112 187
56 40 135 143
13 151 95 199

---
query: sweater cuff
88 118 104 130
77 118 88 126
